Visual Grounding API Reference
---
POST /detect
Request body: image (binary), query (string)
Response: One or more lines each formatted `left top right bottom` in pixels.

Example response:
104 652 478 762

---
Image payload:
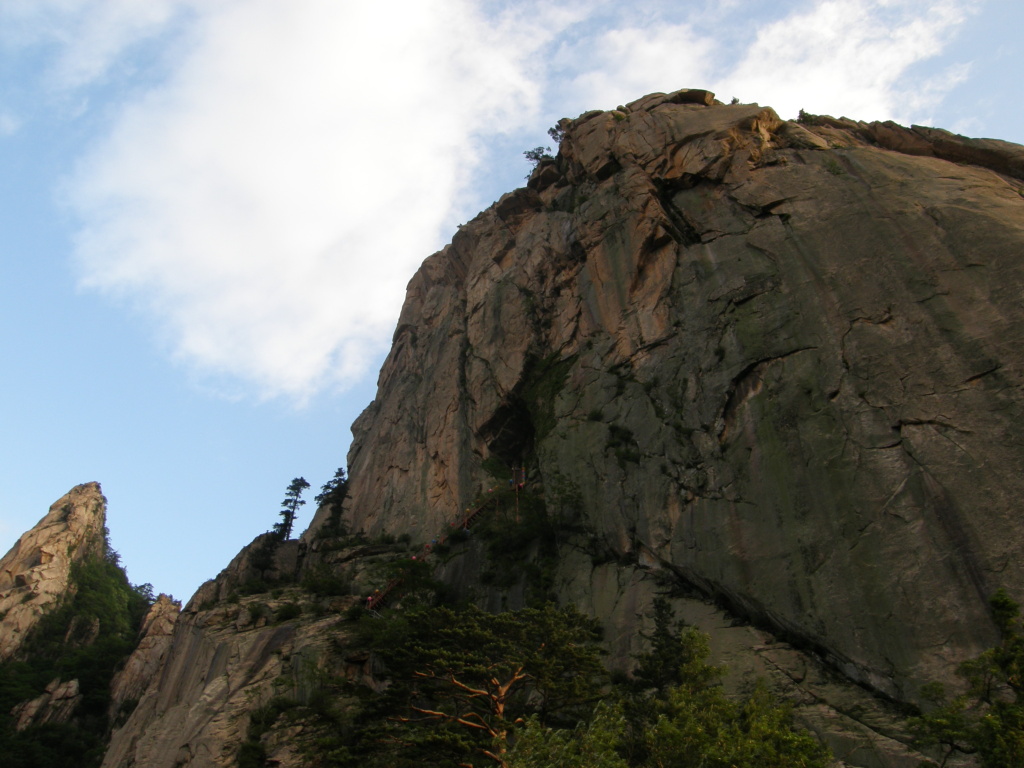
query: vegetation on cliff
0 538 154 768
231 576 829 768
912 589 1024 767
506 598 830 768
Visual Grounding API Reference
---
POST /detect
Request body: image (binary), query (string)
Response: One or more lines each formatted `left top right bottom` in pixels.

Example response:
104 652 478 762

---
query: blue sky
1 0 1020 603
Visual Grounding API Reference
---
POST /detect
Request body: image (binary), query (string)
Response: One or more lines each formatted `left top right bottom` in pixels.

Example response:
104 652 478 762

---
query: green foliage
524 146 553 170
643 678 828 768
275 602 303 622
315 468 350 539
248 602 271 623
509 703 629 768
520 355 574 442
261 598 828 768
375 556 451 608
237 696 299 768
823 157 845 176
911 588 1024 767
302 563 351 597
472 483 581 605
316 467 350 508
348 603 605 767
508 600 829 768
251 532 278 577
0 550 154 768
631 598 719 694
607 424 640 466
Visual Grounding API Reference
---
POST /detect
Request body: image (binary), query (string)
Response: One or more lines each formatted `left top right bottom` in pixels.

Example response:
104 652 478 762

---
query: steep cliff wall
97 89 1024 768
340 88 1024 709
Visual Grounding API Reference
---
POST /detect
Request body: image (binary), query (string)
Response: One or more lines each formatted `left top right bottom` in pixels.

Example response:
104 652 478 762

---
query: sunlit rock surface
0 482 107 661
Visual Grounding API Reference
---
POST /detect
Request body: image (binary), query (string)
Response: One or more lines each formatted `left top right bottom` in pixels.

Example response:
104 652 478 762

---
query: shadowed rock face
341 89 1024 705
0 482 107 661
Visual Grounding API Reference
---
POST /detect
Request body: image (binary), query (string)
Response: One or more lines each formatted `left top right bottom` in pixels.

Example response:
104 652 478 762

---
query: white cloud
0 0 190 91
67 0 576 402
52 0 975 404
556 23 717 113
714 0 977 122
541 1 974 127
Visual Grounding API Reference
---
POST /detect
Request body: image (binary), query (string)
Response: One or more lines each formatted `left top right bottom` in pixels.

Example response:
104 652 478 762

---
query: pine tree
355 603 606 767
273 477 309 540
315 466 349 507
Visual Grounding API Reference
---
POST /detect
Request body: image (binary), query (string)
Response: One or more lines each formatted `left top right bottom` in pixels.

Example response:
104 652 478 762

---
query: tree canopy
506 598 831 768
351 603 605 767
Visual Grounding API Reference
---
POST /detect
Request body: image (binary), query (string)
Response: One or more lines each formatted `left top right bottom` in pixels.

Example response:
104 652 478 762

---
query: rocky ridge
100 534 377 768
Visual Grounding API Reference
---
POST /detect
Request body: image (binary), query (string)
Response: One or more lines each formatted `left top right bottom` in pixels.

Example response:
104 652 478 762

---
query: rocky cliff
101 535 382 768
340 87 1024 718
0 482 107 661
0 483 159 767
98 88 1024 768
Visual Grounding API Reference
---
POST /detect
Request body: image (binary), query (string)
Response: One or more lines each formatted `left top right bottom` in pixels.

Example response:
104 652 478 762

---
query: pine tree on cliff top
274 477 308 540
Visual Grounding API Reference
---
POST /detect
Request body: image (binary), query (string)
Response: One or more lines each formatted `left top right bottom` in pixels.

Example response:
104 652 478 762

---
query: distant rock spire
0 482 108 661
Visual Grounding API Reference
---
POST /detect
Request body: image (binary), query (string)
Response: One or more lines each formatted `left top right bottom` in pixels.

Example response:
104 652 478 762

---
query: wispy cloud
557 0 976 122
0 0 189 91
554 23 717 113
714 0 977 122
45 0 974 403
66 0 576 401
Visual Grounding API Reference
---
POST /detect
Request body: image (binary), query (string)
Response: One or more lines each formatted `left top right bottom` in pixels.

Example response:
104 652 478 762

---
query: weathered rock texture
10 678 83 730
97 89 1024 768
341 89 1024 715
0 482 107 661
107 594 181 724
101 540 362 768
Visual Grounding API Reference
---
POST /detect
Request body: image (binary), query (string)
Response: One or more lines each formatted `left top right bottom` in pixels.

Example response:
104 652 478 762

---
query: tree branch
408 706 498 738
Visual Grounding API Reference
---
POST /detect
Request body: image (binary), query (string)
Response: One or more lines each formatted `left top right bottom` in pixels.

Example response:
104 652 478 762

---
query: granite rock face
10 678 83 730
107 594 182 723
0 482 107 661
101 538 363 768
341 89 1024 710
96 89 1024 768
